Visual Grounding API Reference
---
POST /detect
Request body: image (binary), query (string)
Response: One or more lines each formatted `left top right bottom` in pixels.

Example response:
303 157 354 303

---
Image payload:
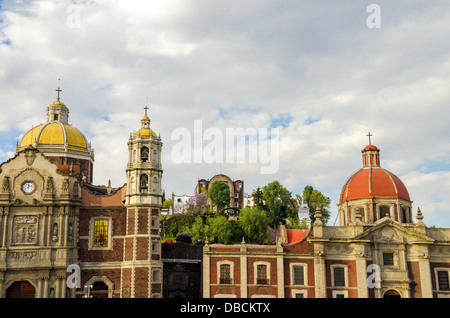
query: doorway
5 281 36 298
383 289 401 298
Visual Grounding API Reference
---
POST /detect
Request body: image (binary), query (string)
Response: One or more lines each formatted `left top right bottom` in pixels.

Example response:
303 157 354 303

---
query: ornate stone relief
14 215 38 245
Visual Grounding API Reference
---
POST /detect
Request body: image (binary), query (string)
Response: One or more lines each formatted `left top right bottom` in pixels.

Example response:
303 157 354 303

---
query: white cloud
1 1 450 227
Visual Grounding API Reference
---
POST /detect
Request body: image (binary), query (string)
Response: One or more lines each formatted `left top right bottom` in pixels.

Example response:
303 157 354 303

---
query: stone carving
46 177 53 192
62 179 69 192
373 226 402 244
14 215 38 244
1 176 10 192
8 251 38 260
52 223 59 242
24 150 37 166
67 223 74 242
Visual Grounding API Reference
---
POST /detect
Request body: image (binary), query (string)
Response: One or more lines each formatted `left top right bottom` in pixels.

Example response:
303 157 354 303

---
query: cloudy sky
1 0 450 227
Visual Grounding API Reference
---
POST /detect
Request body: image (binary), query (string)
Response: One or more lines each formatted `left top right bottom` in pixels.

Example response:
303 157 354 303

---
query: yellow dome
49 100 67 108
18 122 90 155
133 127 157 138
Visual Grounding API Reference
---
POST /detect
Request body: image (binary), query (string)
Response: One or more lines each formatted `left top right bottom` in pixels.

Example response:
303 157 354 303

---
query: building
202 141 450 298
0 91 163 298
195 174 244 212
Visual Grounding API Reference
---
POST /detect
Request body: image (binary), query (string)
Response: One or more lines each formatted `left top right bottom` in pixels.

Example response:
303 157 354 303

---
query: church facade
0 92 163 298
202 143 450 298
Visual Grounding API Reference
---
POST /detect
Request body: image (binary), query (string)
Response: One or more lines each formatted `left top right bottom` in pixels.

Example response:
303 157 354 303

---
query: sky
1 0 450 227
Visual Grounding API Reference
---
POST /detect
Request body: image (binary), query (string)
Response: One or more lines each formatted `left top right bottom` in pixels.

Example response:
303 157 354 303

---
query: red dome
364 144 379 151
339 167 411 204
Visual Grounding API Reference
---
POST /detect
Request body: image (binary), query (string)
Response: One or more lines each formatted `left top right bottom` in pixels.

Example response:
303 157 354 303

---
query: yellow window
94 219 108 247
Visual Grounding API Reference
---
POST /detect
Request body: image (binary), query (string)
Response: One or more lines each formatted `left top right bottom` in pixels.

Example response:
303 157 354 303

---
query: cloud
1 1 450 227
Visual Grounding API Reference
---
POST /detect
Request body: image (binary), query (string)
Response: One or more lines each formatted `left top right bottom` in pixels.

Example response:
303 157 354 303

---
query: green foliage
162 198 173 210
302 185 331 224
189 216 209 245
207 215 233 244
239 207 269 244
208 181 230 211
261 181 297 227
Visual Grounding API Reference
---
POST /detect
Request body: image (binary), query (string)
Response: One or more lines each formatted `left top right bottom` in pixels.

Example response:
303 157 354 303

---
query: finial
367 132 372 145
144 97 149 117
314 206 323 225
56 79 62 102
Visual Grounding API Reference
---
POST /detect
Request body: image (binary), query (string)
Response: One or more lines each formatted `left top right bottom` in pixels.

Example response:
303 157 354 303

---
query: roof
286 229 309 244
18 122 90 155
340 166 411 203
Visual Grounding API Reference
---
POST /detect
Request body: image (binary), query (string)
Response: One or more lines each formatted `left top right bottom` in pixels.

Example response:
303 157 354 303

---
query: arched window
141 146 149 162
140 174 148 193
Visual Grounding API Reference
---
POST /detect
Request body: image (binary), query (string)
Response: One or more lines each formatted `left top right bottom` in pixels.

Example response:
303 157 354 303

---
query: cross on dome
56 79 62 101
366 132 372 145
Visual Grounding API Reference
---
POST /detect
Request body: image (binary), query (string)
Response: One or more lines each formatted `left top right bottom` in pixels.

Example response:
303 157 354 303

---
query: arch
383 289 401 298
139 174 148 192
85 276 114 298
5 281 36 298
140 146 149 162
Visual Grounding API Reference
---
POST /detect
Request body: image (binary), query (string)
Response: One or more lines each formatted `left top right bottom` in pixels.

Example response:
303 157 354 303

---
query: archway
5 281 36 298
90 281 109 298
383 289 401 298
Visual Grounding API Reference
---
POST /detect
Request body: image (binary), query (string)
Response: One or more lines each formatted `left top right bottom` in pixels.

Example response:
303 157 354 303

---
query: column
202 244 211 298
276 245 284 298
240 242 248 298
419 256 433 298
314 246 326 298
355 256 368 298
43 276 49 298
37 278 43 298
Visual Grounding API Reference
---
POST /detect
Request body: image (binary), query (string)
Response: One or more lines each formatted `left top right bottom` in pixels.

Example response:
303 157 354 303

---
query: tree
208 181 230 212
184 192 209 215
262 181 297 227
162 198 173 210
302 185 331 224
207 215 233 244
239 207 269 243
252 187 265 211
188 216 209 245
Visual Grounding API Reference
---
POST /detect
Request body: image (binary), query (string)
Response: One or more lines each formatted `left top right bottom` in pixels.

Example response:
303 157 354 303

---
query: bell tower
122 104 163 298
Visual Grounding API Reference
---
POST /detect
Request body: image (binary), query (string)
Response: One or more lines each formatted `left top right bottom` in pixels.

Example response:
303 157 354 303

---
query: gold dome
49 100 67 108
18 122 90 155
133 127 157 138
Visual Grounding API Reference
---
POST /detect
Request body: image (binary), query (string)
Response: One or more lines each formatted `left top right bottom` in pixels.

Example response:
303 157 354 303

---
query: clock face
22 182 35 194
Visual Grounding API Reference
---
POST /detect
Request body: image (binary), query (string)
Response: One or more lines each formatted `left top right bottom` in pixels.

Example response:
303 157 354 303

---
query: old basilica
0 90 449 298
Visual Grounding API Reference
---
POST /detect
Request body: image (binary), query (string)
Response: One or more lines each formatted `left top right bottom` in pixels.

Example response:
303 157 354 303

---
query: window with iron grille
383 253 394 266
220 264 231 284
333 267 345 287
257 265 268 285
437 271 450 291
293 265 305 285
